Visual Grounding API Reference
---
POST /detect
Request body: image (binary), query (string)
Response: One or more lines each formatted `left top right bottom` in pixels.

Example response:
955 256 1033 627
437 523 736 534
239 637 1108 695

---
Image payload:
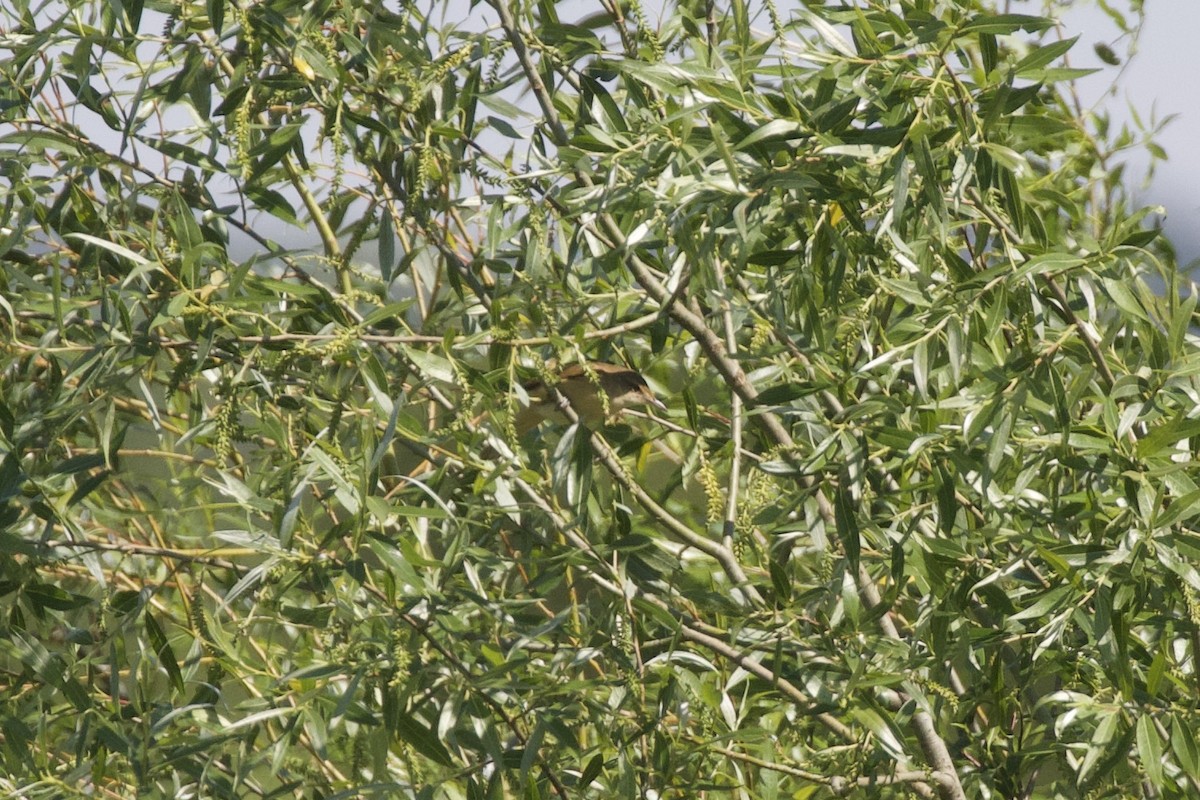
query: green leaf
208 0 225 33
1137 713 1163 788
379 207 396 282
797 7 856 56
393 711 453 766
1009 585 1071 621
66 469 110 507
1012 251 1086 280
1014 36 1079 76
1138 415 1200 459
735 120 805 150
145 611 185 695
0 129 83 155
139 137 225 172
1172 718 1200 780
834 486 860 568
756 383 820 405
1101 277 1149 322
1032 67 1101 83
579 753 605 787
63 232 152 267
1077 710 1121 785
1094 42 1120 65
24 583 93 612
746 250 799 266
1154 488 1200 528
960 14 1054 34
244 185 300 225
248 121 304 177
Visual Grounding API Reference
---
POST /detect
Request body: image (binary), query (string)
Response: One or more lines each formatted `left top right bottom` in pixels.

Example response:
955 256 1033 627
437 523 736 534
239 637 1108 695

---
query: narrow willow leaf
63 232 151 266
1136 713 1164 788
393 712 453 767
735 119 805 150
834 486 860 568
797 7 857 56
379 208 396 282
145 611 184 695
1101 277 1149 322
1076 710 1121 786
1014 36 1079 76
1172 718 1200 780
960 13 1054 34
1153 488 1200 529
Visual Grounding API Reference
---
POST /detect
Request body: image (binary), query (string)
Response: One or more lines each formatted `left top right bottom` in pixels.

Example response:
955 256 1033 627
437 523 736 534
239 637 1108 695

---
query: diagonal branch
490 7 967 797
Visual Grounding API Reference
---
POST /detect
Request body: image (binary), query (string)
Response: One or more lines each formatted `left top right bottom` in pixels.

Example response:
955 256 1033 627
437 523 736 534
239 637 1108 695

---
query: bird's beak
641 386 667 411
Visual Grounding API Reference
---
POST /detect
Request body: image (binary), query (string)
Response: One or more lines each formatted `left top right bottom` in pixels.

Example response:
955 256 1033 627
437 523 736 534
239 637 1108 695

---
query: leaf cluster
1 1 1195 799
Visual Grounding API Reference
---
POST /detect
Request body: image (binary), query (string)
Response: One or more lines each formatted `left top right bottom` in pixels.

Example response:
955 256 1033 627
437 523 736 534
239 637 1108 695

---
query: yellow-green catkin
213 390 240 463
763 0 784 42
750 318 772 351
698 448 723 524
735 470 777 560
627 0 664 62
1184 583 1200 630
613 611 636 679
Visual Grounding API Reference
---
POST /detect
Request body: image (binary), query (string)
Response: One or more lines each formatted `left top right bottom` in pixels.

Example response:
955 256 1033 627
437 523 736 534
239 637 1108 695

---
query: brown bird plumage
515 361 666 434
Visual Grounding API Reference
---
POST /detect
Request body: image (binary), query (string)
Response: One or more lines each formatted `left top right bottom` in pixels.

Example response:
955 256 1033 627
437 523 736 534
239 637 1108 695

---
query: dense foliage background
2 0 1196 798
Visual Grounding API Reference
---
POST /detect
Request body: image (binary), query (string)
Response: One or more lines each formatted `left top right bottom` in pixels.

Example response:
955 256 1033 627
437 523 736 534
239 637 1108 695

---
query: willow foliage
1 1 1195 798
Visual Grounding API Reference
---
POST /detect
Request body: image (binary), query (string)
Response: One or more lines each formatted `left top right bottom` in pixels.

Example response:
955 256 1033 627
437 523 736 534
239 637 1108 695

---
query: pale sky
1060 0 1200 268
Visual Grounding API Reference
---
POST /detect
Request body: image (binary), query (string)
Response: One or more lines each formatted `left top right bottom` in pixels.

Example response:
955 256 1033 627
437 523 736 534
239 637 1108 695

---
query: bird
514 361 666 434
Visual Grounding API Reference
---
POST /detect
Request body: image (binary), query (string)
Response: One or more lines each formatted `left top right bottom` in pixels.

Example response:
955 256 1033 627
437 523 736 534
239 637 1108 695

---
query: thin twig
43 539 249 569
702 741 938 799
713 260 743 553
